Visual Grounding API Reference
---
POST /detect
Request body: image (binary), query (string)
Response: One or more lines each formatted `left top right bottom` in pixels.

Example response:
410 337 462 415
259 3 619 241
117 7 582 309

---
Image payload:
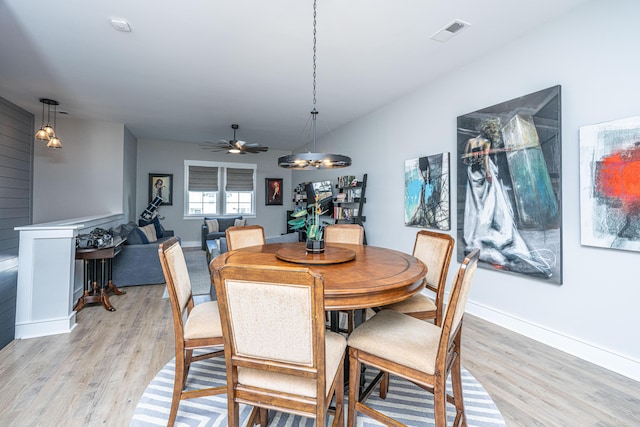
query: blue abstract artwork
404 152 450 230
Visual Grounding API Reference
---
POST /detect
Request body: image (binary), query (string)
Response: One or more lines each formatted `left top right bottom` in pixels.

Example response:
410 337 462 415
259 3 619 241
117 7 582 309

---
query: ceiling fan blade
244 146 269 153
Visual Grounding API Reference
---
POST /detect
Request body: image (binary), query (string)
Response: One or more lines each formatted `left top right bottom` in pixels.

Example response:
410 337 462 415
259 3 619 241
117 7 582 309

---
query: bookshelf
333 174 367 243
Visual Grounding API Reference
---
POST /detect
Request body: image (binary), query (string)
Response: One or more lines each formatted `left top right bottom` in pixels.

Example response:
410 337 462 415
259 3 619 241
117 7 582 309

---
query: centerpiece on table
289 194 330 254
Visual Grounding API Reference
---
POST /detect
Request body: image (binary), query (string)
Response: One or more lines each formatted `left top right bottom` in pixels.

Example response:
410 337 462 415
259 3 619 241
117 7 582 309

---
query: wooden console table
74 237 126 312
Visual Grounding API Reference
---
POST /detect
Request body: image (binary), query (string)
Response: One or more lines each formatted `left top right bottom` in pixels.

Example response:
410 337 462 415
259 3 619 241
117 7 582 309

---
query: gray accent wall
137 138 293 246
0 96 33 349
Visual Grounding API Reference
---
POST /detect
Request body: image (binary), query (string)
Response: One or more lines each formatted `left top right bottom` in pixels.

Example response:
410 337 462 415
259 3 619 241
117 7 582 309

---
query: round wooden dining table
210 242 427 311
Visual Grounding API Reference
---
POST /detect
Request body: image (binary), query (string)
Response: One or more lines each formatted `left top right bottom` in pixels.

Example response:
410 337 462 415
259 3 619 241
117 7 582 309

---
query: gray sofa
201 216 243 250
111 221 177 287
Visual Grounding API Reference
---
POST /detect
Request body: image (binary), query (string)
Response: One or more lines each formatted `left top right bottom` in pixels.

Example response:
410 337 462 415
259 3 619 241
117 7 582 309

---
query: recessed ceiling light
430 19 470 42
110 18 131 32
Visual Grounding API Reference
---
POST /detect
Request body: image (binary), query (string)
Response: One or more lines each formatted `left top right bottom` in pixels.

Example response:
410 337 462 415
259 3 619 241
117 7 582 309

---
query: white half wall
296 0 640 381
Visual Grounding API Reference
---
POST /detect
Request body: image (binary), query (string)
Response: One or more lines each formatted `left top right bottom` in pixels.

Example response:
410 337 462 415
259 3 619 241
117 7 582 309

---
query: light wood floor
0 284 638 426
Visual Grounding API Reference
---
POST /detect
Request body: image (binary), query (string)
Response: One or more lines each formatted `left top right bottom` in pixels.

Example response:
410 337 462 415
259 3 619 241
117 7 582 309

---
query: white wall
122 126 138 222
296 0 640 380
33 116 125 223
137 138 294 246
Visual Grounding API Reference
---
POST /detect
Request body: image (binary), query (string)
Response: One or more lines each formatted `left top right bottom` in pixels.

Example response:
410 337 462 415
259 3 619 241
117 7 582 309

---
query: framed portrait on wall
265 178 283 206
149 173 173 206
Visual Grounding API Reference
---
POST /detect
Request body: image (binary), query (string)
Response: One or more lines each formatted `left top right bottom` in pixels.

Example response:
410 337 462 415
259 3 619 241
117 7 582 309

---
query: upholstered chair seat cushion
183 301 223 340
381 292 436 314
237 331 346 398
347 309 441 375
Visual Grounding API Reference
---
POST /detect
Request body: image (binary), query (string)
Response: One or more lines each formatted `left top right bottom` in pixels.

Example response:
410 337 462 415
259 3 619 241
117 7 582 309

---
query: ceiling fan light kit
201 123 268 154
278 0 351 170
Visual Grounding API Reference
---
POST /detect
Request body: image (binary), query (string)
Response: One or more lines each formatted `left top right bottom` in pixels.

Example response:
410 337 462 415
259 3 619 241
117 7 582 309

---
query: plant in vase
288 194 329 253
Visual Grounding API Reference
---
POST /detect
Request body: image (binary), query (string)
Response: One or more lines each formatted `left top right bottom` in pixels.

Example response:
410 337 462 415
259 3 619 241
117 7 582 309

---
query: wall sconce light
34 98 62 148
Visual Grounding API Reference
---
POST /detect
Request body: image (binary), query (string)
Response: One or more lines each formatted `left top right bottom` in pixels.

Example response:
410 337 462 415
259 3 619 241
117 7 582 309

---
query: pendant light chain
276 0 351 169
312 0 317 108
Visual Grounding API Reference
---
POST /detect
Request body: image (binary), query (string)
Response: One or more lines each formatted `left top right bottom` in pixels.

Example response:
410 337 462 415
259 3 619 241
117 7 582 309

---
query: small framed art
149 173 173 206
265 178 283 205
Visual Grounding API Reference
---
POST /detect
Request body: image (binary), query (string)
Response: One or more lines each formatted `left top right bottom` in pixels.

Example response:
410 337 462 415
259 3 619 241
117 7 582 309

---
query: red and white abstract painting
580 116 640 251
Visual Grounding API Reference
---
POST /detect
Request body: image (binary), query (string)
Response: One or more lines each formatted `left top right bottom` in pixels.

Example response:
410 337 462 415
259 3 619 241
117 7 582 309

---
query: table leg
73 259 91 312
100 289 116 312
106 258 125 295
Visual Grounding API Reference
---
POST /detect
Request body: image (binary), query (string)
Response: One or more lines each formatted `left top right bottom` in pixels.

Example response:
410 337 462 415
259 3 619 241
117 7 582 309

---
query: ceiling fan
201 124 269 154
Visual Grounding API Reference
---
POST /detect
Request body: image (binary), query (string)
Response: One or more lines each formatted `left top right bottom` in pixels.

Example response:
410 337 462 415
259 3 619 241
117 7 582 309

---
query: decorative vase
306 238 325 254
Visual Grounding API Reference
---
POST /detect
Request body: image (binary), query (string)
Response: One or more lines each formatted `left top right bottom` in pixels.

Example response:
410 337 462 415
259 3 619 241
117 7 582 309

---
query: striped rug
131 354 505 426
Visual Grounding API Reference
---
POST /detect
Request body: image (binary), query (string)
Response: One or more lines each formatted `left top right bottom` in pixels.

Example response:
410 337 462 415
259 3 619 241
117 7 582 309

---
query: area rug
162 249 212 298
183 249 212 296
131 355 505 426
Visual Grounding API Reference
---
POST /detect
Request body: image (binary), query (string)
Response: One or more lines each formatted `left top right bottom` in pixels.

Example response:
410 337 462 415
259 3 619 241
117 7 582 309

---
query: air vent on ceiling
430 19 470 42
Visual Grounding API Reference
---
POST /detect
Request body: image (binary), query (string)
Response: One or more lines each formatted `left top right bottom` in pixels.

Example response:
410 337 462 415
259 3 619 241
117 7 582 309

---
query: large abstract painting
405 153 450 230
456 86 562 284
580 116 640 252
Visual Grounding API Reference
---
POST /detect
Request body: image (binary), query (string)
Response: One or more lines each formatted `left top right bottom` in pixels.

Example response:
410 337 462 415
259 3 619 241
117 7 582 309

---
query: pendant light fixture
278 0 351 170
34 98 62 149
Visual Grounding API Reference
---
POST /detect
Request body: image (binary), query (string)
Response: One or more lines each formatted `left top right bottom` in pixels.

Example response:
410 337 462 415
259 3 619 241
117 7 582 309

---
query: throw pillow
126 227 146 245
205 219 219 233
234 218 246 227
139 224 158 243
139 216 163 239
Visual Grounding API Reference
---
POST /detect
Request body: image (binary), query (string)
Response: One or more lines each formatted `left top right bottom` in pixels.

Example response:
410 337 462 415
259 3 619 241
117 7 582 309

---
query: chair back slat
215 265 325 371
225 225 266 251
163 241 193 313
413 230 454 292
439 249 480 351
224 278 314 365
324 224 364 245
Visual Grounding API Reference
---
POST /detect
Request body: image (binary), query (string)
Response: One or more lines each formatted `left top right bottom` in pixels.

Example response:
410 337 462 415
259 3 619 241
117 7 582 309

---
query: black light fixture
34 98 62 148
278 0 351 170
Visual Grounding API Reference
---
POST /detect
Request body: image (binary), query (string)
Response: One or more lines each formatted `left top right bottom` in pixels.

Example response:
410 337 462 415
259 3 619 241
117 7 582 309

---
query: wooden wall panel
0 96 33 349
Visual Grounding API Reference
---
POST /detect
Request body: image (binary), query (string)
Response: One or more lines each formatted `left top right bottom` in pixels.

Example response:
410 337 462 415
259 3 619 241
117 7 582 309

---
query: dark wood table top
210 242 427 311
75 236 126 260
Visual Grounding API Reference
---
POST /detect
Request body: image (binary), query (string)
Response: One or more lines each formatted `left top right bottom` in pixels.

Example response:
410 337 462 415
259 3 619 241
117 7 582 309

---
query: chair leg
347 310 354 334
451 333 466 426
228 393 240 427
333 362 345 427
433 379 448 427
260 408 268 426
168 351 185 426
347 348 362 427
184 348 194 388
379 371 389 399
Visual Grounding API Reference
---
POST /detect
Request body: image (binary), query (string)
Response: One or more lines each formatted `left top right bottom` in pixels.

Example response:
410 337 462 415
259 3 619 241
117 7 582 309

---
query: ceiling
0 0 590 152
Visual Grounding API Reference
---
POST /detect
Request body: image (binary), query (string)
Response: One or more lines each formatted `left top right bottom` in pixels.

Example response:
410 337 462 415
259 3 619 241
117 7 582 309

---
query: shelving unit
333 174 367 243
287 182 309 240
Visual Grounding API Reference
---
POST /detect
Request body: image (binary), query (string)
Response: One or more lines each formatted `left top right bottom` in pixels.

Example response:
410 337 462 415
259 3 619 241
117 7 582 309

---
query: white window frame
184 160 257 218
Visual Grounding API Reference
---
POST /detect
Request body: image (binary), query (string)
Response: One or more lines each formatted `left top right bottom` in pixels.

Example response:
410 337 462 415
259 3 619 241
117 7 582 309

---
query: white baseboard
182 240 201 248
466 300 640 383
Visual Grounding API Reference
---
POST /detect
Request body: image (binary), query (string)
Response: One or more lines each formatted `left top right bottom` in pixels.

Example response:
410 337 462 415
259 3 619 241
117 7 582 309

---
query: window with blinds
185 161 256 216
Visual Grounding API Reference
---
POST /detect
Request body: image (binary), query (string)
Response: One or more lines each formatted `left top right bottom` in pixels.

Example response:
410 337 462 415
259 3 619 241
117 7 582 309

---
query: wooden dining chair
225 224 266 251
374 230 454 397
347 249 480 427
158 237 226 427
212 263 346 427
324 223 365 245
324 223 365 333
378 230 454 324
